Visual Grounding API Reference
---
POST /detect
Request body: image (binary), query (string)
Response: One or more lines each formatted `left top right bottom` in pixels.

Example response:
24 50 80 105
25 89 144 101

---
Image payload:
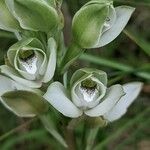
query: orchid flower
0 38 56 88
44 68 143 122
72 0 135 48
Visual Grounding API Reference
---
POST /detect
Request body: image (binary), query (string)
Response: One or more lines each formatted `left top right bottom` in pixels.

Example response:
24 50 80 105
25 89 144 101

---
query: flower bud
72 0 135 48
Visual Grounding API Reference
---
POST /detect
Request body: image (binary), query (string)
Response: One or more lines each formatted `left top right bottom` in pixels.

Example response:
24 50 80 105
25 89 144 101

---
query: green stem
60 42 85 74
39 115 67 148
65 117 85 150
86 127 99 150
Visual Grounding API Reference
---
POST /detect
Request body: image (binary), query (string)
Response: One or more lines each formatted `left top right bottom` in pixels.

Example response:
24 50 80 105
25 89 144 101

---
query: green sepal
1 90 49 117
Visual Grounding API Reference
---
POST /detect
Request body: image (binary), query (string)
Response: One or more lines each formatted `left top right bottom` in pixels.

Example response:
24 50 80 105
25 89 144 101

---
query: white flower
0 38 56 88
44 68 143 121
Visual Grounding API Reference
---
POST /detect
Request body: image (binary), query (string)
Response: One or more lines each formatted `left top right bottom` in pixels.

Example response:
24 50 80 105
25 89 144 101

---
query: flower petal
97 6 135 47
1 90 48 117
0 75 45 117
85 84 124 117
0 65 42 88
104 82 143 122
0 75 18 96
42 38 56 83
44 82 82 118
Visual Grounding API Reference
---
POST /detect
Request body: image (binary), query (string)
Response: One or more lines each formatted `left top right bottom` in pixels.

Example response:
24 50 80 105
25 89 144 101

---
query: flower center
19 50 38 74
80 79 99 102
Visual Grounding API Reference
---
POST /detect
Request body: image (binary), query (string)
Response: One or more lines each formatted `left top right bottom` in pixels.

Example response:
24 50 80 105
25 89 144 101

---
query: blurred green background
0 0 150 149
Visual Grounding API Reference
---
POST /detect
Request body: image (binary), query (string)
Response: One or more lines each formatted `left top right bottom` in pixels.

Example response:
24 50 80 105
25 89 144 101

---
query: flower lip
72 76 107 109
80 79 98 103
15 47 47 80
18 50 38 75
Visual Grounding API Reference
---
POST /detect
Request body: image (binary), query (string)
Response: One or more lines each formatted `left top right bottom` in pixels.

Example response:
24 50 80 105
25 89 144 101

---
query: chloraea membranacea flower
44 68 143 122
0 38 56 88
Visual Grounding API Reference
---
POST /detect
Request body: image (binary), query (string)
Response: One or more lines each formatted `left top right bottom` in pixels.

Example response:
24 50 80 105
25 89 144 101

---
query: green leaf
124 29 150 56
80 54 150 80
93 107 150 150
86 127 99 150
1 130 47 150
0 0 20 32
1 90 48 117
40 115 68 148
6 0 59 32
